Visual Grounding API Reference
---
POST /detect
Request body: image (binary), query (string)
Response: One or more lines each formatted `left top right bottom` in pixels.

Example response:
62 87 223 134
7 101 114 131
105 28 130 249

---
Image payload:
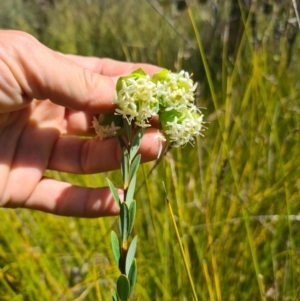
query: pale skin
0 30 166 217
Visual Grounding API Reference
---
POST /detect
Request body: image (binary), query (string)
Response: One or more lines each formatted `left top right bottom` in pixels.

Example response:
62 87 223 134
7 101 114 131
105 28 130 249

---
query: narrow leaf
111 289 119 301
128 201 136 235
124 120 133 142
119 203 129 242
130 129 144 161
125 236 138 276
117 136 127 151
129 154 141 181
107 178 121 208
128 259 137 295
111 231 121 268
117 275 130 301
125 174 136 207
121 149 130 188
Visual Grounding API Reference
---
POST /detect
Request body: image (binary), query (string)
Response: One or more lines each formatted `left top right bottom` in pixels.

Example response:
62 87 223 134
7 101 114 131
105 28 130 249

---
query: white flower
92 116 121 140
115 76 159 127
154 131 167 159
163 107 204 147
156 70 197 112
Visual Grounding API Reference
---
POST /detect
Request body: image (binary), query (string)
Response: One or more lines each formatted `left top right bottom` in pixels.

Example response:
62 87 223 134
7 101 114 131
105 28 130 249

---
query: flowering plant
93 69 204 300
93 68 204 147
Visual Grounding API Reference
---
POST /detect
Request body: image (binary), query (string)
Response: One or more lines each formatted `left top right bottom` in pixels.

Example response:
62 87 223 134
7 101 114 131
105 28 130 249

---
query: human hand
0 30 165 217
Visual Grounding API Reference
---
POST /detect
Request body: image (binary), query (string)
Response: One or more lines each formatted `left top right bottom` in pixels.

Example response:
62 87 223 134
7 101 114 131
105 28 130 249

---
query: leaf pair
111 260 137 301
115 260 137 301
111 232 138 275
111 234 138 301
118 201 136 242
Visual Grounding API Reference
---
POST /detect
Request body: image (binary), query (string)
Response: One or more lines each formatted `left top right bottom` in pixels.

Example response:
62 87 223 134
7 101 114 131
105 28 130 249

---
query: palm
2 95 162 217
2 99 102 213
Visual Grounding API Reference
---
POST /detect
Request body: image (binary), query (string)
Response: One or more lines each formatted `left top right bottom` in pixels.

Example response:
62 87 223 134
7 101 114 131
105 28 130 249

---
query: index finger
63 55 162 77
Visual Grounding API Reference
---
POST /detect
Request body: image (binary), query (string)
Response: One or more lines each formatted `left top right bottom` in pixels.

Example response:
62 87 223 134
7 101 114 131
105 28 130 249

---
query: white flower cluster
163 109 204 147
93 69 205 146
156 70 198 112
115 76 158 128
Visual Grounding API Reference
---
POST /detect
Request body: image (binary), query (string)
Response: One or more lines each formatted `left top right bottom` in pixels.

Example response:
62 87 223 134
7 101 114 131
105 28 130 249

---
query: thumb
2 30 116 113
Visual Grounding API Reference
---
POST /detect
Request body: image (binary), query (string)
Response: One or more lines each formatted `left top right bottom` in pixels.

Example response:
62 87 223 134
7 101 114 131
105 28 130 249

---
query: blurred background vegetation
1 0 300 300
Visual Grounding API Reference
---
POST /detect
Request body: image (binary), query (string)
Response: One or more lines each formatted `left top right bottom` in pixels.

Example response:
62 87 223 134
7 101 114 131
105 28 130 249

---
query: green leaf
125 236 138 276
111 231 121 268
119 203 129 242
117 136 127 151
152 98 160 114
125 174 136 207
107 178 121 208
124 120 133 142
128 259 137 295
130 129 144 161
128 201 136 235
131 68 146 76
121 149 130 188
111 289 119 301
159 109 183 123
116 69 146 93
116 77 124 93
129 154 141 181
116 75 132 93
151 69 169 83
117 275 130 301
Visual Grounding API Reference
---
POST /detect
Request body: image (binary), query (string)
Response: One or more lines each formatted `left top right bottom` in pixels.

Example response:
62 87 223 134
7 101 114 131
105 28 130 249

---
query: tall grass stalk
163 182 199 301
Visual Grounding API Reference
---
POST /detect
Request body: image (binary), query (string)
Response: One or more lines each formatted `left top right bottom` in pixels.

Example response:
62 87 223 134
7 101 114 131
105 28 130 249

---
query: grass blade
163 182 199 301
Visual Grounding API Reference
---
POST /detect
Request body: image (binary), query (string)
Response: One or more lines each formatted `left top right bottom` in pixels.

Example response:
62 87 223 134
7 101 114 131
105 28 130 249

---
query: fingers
23 178 121 217
48 128 166 174
0 30 116 113
63 55 161 77
0 30 162 114
63 110 96 135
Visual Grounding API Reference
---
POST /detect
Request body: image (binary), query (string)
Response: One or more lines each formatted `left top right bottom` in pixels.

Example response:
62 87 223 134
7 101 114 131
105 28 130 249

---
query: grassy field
1 0 300 300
